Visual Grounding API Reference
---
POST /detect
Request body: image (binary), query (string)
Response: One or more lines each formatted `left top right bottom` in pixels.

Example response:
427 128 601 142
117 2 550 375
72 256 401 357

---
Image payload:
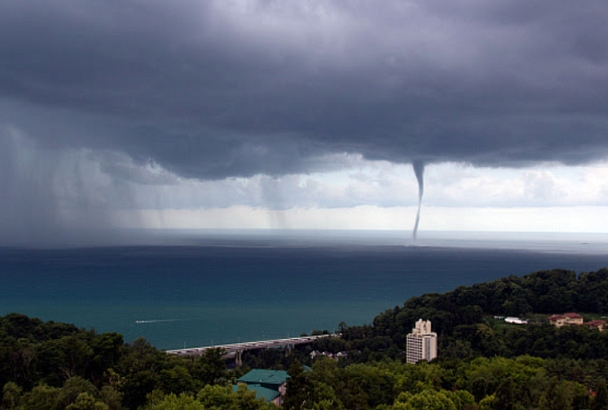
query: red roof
583 320 606 326
547 315 565 321
564 313 583 318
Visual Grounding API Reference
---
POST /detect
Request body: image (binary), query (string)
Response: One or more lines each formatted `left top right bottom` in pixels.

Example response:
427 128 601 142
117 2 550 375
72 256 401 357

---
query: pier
166 334 333 365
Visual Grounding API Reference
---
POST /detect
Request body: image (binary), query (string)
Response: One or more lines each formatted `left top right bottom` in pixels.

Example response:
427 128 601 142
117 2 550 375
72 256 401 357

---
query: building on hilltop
547 312 584 327
583 320 607 332
406 319 437 364
505 317 528 325
547 313 606 331
563 312 584 325
547 315 566 327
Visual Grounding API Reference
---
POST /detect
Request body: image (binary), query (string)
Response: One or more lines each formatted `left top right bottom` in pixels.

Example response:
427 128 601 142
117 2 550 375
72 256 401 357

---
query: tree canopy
3 268 608 409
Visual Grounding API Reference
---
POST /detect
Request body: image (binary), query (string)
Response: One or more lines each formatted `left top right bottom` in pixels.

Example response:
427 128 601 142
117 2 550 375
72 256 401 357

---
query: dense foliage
331 268 608 361
2 268 608 409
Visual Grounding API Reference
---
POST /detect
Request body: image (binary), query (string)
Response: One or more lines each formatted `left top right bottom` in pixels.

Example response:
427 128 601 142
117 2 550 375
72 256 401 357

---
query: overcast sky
2 0 608 244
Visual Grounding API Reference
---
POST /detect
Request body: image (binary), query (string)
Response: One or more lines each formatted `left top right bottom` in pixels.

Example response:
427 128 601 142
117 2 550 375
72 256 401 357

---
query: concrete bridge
166 334 333 365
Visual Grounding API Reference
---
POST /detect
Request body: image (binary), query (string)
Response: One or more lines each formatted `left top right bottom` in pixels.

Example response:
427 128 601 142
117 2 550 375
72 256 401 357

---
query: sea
1 230 607 350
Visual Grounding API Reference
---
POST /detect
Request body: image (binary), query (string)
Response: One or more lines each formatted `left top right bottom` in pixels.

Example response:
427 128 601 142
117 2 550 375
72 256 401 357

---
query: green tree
594 379 608 410
196 385 238 409
234 384 275 410
196 384 274 410
479 394 496 410
143 393 205 410
66 392 109 410
20 384 61 410
1 381 22 410
35 335 94 385
538 379 574 410
284 360 310 410
99 385 122 410
56 376 99 410
160 365 196 394
90 333 124 383
493 378 514 410
191 348 226 386
448 390 476 410
121 370 160 410
392 389 457 410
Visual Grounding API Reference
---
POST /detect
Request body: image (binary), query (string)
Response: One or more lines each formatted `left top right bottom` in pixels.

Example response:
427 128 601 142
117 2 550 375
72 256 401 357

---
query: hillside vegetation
2 268 608 409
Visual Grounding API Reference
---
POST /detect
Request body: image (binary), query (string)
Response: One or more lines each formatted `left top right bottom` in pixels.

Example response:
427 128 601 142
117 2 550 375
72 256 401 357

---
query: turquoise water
1 231 607 350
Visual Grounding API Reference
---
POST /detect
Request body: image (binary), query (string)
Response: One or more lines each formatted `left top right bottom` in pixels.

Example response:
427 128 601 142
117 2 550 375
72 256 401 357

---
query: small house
547 313 583 327
583 320 606 332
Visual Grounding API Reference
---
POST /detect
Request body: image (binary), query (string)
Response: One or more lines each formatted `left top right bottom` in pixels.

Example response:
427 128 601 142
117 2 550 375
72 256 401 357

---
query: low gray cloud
1 0 607 180
0 127 123 245
1 0 608 243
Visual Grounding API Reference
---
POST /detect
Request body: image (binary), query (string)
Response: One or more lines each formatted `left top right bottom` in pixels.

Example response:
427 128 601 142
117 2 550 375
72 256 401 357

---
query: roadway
166 334 333 356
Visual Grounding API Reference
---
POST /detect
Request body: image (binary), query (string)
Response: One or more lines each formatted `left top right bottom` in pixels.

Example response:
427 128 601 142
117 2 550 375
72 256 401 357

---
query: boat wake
135 319 190 324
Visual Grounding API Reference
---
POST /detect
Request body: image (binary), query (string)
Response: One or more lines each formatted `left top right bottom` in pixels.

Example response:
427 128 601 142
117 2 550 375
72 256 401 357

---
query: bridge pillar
235 350 243 367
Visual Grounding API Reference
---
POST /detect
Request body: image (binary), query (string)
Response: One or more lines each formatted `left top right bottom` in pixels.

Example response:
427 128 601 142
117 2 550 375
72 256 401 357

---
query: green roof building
233 384 281 404
236 369 290 406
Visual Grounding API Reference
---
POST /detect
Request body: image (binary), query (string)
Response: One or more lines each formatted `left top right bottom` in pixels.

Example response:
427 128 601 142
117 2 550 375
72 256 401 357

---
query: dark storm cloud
1 0 608 180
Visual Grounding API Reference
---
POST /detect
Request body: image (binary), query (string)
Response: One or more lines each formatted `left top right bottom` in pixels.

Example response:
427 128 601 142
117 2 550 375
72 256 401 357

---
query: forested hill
327 268 608 361
2 268 608 409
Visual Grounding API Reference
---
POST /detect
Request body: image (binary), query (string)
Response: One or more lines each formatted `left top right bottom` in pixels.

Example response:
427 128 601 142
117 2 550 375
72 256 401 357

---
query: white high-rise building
406 319 437 364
